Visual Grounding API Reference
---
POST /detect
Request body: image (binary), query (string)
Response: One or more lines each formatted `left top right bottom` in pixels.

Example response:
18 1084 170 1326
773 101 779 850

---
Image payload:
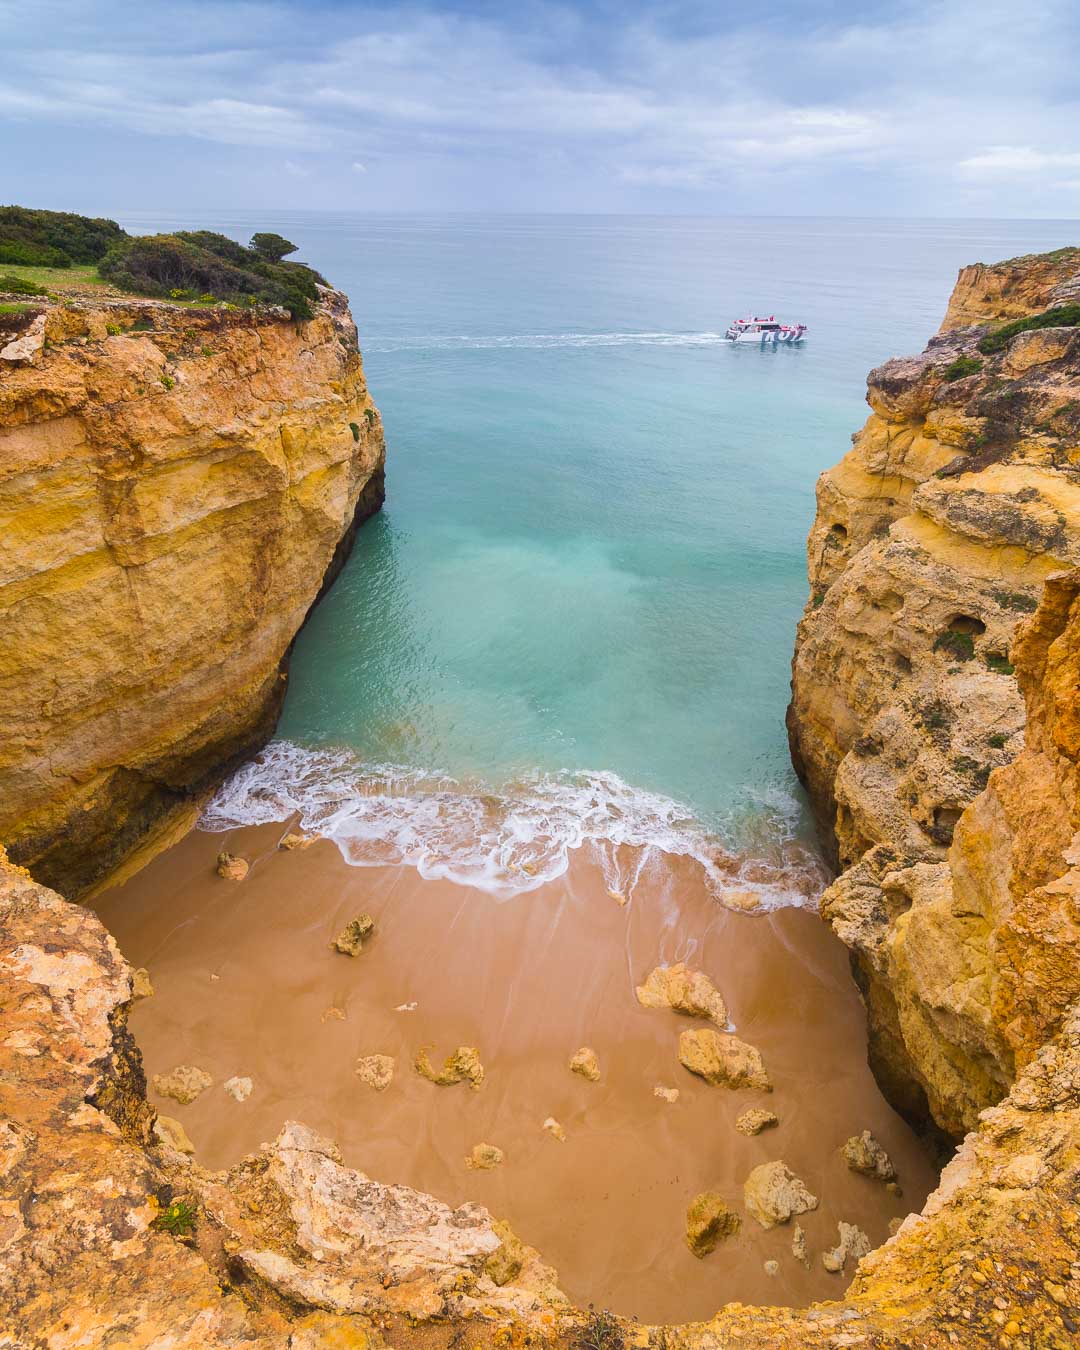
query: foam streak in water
202 741 826 908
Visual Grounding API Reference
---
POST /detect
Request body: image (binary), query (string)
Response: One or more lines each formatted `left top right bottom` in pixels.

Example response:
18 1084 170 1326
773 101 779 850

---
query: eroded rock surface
0 291 385 896
743 1162 819 1229
685 1192 740 1257
678 1028 772 1090
788 248 1080 1138
636 962 728 1024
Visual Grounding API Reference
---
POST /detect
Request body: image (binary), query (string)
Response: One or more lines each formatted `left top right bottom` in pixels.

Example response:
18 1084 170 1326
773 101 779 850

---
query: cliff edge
0 287 385 895
788 248 1080 1138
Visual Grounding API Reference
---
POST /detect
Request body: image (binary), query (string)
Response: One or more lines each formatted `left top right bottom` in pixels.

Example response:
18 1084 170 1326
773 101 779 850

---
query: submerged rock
153 1065 212 1105
822 1221 873 1273
333 913 375 956
216 851 249 882
130 967 154 1000
792 1222 810 1267
654 1085 680 1103
685 1192 740 1257
569 1046 601 1081
542 1117 567 1142
153 1114 195 1155
842 1130 897 1182
224 1076 253 1102
465 1143 504 1170
356 1054 395 1091
678 1028 772 1091
764 1259 780 1276
743 1161 819 1229
414 1045 484 1089
636 962 728 1025
735 1108 778 1135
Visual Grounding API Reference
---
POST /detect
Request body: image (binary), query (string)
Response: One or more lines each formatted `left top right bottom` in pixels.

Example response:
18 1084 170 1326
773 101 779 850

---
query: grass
0 302 36 314
985 652 1015 676
0 262 109 292
153 1197 197 1236
941 355 984 382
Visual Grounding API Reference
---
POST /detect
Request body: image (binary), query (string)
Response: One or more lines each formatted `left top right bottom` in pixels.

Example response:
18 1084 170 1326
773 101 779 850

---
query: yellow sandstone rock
636 962 728 1025
414 1044 485 1089
333 914 375 956
0 291 384 898
153 1065 212 1105
466 1143 505 1170
355 1054 395 1091
678 1028 772 1091
685 1192 740 1257
216 852 249 882
569 1046 601 1081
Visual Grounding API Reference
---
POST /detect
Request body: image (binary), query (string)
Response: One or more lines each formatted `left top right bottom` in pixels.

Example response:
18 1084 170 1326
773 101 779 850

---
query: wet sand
95 824 938 1324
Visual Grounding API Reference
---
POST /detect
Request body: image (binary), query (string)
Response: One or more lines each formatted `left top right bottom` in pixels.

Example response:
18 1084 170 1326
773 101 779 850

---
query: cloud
1 0 1079 212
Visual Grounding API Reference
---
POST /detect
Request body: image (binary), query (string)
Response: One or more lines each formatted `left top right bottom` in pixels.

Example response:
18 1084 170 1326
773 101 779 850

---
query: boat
723 315 807 346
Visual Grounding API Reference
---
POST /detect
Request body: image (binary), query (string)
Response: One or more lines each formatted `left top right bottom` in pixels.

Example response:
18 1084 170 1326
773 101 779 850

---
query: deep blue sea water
119 213 1080 893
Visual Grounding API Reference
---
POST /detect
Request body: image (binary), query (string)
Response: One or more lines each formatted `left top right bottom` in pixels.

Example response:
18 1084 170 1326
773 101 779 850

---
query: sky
2 0 1079 216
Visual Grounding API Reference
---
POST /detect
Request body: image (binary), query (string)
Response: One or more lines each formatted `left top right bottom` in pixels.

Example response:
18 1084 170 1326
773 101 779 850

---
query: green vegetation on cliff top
978 303 1080 354
0 207 326 320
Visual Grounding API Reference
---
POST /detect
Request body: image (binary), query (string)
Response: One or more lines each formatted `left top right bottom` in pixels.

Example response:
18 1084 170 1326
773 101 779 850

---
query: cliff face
0 291 384 895
788 250 1080 1137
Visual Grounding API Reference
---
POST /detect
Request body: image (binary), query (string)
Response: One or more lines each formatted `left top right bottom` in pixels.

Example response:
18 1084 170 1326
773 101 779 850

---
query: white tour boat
724 315 807 346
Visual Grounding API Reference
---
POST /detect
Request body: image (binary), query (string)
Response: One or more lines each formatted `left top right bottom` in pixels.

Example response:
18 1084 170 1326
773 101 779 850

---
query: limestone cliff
0 289 384 895
788 248 1080 1137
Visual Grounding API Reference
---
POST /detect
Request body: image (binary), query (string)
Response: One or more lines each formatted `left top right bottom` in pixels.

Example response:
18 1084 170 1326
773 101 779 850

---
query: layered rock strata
788 248 1080 1137
0 290 384 895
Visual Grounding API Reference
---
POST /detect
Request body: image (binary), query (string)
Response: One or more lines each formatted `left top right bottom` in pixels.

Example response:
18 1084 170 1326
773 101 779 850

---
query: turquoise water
124 213 1080 885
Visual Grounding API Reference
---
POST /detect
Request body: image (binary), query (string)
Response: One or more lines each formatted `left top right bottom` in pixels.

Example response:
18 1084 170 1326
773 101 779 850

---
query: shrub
991 589 1037 613
934 630 975 661
940 355 983 382
249 232 299 263
105 323 121 336
985 652 1015 675
99 231 323 321
987 732 1008 748
0 273 47 295
978 304 1080 355
0 205 123 264
349 422 360 442
160 374 175 390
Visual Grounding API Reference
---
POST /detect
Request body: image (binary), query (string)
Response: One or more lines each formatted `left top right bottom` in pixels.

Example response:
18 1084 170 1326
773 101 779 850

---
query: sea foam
201 741 826 909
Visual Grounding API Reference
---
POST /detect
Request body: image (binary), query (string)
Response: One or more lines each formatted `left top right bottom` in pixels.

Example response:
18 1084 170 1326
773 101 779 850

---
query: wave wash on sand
201 740 827 908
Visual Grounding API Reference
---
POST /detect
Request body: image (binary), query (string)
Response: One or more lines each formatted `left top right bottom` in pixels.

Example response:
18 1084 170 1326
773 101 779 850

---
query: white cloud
958 146 1080 178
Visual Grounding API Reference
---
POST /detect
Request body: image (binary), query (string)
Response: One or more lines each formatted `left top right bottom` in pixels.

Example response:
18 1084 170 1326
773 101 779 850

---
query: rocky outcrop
5 845 1076 1346
788 248 1080 1139
0 290 384 895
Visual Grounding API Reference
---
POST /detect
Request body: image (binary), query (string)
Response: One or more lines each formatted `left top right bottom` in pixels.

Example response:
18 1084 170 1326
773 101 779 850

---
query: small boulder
356 1054 396 1091
216 851 249 882
153 1114 195 1155
654 1085 680 1103
842 1130 897 1182
685 1191 741 1257
735 1108 778 1136
280 833 313 850
822 1221 872 1273
569 1046 601 1082
542 1117 567 1142
131 967 154 1000
333 914 375 956
679 1029 772 1091
887 1216 904 1237
466 1142 504 1170
763 1259 780 1277
743 1161 819 1229
636 962 728 1025
224 1075 253 1102
153 1065 212 1105
792 1222 810 1268
414 1045 484 1089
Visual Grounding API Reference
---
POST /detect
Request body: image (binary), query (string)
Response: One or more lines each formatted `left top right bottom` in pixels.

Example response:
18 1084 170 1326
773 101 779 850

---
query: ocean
118 212 1080 897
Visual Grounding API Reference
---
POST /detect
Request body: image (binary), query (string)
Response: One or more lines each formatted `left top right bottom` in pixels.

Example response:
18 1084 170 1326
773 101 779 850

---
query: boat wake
364 330 736 352
202 741 827 909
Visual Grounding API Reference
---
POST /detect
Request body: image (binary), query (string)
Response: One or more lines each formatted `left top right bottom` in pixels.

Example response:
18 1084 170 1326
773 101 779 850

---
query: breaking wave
201 741 827 909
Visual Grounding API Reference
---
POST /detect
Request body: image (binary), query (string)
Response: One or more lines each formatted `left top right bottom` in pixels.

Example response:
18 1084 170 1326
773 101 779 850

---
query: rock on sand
636 963 728 1025
679 1029 772 1091
743 1161 819 1229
